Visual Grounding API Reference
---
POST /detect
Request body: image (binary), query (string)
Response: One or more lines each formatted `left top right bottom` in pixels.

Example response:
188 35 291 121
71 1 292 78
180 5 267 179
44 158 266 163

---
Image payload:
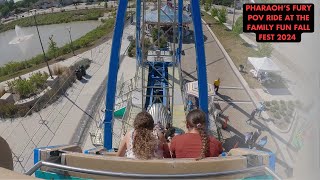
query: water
0 21 101 66
8 25 34 45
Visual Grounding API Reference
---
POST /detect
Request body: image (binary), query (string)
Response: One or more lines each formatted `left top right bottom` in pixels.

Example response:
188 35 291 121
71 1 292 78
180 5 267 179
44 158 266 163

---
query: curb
201 18 291 135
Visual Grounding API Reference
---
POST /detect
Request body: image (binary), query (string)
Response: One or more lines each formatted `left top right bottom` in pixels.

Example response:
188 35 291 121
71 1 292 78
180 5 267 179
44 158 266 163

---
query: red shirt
170 133 223 158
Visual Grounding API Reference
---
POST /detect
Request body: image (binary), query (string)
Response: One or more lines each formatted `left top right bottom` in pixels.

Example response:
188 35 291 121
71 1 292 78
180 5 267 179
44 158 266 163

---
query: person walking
252 129 262 143
256 102 265 117
246 109 256 124
214 78 221 94
244 132 254 149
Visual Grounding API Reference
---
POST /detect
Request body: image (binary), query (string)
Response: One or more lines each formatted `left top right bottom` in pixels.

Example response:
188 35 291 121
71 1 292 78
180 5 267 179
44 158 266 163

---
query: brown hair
186 109 209 160
132 112 157 159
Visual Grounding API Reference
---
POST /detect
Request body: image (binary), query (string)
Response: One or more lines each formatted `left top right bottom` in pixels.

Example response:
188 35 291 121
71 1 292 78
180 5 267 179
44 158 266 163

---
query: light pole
66 27 75 56
33 11 53 79
232 0 236 31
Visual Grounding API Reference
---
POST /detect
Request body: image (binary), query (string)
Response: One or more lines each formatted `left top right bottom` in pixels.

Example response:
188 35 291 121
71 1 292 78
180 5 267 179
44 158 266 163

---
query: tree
232 15 243 35
48 35 58 59
0 6 10 17
217 7 227 23
257 43 273 57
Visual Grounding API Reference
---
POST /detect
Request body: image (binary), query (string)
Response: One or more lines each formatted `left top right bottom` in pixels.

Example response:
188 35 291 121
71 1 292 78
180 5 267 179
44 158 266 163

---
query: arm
116 132 129 157
158 132 171 158
169 137 176 158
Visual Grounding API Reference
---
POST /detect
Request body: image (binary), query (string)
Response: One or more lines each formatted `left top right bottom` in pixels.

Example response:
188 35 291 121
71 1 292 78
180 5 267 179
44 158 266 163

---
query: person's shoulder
172 133 188 141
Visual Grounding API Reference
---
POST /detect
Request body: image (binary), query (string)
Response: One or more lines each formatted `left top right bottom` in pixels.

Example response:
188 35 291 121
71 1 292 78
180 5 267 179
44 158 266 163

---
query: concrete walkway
0 24 135 173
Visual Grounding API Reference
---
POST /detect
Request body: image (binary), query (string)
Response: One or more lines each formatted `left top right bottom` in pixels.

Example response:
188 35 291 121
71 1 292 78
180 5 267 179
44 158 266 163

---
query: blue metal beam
190 0 209 121
136 0 141 64
104 0 128 150
177 0 183 64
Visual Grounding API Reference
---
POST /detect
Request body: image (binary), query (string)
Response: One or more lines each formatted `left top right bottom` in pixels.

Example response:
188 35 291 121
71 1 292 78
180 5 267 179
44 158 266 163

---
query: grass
0 8 112 33
0 18 115 82
202 12 262 88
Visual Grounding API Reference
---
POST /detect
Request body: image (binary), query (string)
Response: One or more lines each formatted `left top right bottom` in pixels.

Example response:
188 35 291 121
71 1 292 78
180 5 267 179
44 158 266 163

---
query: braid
196 126 209 161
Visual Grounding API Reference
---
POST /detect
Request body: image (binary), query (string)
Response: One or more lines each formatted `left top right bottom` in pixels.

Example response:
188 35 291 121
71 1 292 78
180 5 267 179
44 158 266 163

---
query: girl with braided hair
117 111 170 159
170 109 223 159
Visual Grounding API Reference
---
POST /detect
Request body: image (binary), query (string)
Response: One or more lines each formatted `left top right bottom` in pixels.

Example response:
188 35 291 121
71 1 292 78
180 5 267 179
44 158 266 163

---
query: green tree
257 43 273 57
232 15 243 35
0 6 10 17
48 35 58 59
217 7 227 23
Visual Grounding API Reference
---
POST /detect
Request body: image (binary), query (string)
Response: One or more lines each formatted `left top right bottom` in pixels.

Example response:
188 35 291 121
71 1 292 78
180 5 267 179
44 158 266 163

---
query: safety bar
25 161 281 179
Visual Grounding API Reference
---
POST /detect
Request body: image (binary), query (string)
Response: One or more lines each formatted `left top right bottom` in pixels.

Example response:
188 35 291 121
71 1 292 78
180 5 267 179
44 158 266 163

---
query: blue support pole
104 0 128 150
190 0 209 121
177 0 183 64
136 0 141 64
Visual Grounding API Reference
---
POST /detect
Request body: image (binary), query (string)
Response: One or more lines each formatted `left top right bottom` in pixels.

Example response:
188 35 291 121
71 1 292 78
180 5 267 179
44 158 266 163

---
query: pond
0 21 102 66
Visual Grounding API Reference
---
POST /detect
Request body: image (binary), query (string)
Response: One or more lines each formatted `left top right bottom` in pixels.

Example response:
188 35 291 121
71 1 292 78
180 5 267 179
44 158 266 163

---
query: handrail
25 161 281 179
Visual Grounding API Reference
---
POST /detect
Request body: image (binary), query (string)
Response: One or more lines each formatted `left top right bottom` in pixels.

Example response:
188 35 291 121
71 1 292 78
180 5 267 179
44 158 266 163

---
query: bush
0 103 17 118
270 106 277 113
52 65 67 76
211 7 218 17
204 3 210 12
73 58 92 70
159 36 167 48
217 7 227 23
29 72 49 90
271 100 278 106
232 15 243 35
127 41 135 57
14 79 36 98
265 101 271 107
151 28 163 42
257 43 273 57
273 112 281 119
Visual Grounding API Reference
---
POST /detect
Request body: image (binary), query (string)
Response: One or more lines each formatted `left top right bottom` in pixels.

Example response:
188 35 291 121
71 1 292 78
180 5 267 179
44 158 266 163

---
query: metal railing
25 161 281 179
